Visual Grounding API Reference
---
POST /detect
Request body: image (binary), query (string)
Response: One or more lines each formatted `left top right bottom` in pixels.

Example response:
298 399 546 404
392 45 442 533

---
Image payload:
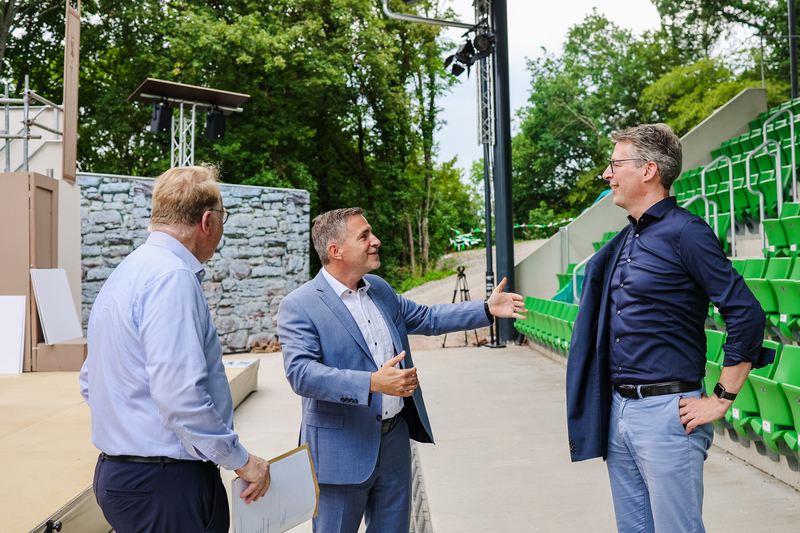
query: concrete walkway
227 346 800 532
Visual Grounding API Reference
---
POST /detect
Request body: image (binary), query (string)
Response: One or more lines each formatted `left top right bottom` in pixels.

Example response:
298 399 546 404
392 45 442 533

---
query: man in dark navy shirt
566 123 770 533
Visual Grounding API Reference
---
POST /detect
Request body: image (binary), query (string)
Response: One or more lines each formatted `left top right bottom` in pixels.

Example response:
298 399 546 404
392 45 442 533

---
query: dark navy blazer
565 231 627 462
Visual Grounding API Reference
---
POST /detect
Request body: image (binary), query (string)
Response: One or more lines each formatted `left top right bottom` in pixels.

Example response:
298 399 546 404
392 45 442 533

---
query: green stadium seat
780 215 800 256
702 330 727 397
779 382 800 461
749 345 800 464
745 257 793 334
730 340 783 446
771 259 800 341
742 258 768 278
764 216 789 256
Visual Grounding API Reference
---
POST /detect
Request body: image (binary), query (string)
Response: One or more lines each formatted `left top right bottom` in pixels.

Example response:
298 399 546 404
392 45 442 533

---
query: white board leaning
0 296 26 374
30 269 83 345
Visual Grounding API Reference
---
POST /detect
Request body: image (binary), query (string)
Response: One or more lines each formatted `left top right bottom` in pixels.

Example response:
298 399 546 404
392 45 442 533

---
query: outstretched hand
487 278 527 319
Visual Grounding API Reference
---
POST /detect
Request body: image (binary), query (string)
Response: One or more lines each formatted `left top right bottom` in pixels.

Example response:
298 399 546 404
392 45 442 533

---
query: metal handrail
746 139 782 254
763 108 797 202
573 252 595 303
689 155 735 256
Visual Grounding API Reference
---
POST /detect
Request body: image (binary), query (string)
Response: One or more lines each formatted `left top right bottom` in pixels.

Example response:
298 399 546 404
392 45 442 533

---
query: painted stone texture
77 175 310 352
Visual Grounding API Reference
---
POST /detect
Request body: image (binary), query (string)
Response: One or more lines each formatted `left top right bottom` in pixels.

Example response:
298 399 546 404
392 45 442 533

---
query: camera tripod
442 267 479 348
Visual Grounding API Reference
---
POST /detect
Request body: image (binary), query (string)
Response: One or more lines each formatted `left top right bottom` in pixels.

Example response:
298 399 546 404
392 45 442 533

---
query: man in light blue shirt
80 164 270 533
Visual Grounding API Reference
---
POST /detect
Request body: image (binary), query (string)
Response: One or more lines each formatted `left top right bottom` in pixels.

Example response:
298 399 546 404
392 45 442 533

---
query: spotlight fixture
443 32 496 77
472 32 496 60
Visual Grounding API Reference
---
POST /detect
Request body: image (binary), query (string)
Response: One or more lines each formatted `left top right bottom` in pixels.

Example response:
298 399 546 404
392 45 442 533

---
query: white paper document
29 269 83 345
223 360 259 369
0 296 26 374
233 444 319 533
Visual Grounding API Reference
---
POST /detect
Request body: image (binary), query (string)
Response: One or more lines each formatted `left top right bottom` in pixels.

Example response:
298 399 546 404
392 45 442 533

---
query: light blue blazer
277 271 491 485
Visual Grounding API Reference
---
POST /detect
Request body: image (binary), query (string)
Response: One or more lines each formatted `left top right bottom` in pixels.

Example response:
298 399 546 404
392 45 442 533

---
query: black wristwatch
713 382 737 401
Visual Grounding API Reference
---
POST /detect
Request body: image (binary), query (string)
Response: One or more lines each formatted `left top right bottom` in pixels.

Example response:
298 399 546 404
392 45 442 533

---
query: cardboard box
34 337 87 372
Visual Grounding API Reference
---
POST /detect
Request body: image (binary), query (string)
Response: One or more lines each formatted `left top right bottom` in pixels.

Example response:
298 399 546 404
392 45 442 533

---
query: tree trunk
0 2 19 78
406 213 416 275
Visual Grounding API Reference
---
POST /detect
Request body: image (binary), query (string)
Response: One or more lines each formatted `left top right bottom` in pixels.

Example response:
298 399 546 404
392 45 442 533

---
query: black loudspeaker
150 102 172 134
205 110 227 141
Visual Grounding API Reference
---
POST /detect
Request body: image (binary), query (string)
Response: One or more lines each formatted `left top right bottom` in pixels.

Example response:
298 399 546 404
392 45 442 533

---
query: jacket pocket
305 410 344 429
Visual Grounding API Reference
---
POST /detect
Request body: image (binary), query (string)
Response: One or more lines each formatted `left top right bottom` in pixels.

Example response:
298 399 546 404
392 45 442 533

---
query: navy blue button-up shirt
609 196 766 384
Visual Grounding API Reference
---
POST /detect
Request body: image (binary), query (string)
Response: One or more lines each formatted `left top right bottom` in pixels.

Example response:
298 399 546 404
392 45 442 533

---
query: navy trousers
313 416 412 533
93 454 229 533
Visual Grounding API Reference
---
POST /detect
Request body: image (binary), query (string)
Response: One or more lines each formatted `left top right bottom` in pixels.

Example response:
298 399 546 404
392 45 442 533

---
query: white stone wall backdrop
77 175 310 352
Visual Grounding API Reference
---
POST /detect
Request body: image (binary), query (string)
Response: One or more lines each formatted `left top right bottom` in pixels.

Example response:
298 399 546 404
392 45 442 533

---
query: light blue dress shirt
79 231 249 470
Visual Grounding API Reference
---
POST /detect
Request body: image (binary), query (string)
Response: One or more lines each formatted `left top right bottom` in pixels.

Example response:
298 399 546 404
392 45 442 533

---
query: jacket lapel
313 273 373 360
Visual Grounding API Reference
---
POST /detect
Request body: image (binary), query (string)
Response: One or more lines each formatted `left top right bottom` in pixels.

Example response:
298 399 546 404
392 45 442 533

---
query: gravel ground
401 240 545 352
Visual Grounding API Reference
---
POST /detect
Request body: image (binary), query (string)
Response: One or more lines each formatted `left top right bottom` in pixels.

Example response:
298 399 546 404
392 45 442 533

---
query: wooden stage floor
0 358 259 533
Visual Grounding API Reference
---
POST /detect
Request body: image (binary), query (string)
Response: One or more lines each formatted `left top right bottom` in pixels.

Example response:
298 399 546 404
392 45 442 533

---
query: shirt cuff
721 342 776 369
484 300 494 324
219 442 249 471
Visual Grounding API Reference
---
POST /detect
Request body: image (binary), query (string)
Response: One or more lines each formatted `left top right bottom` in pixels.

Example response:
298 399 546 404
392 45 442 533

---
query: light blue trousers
607 389 713 533
313 416 412 533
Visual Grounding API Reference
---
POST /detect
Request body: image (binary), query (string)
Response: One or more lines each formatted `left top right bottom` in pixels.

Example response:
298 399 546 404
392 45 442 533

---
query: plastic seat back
743 258 768 279
751 345 800 430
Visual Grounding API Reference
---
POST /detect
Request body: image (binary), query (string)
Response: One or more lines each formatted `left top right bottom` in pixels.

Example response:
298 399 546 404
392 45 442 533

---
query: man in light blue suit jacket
278 207 526 533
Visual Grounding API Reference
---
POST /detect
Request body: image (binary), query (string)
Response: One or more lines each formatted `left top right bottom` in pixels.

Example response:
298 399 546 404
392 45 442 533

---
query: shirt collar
627 196 677 226
146 231 206 282
321 267 370 298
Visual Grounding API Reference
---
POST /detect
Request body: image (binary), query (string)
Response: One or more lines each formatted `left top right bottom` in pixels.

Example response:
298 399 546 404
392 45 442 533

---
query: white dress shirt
322 267 404 419
79 232 249 469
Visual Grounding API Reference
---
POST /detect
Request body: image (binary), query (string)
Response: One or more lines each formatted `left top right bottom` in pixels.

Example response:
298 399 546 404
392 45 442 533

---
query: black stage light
473 32 495 54
455 40 476 65
451 63 466 77
205 108 227 140
150 101 172 134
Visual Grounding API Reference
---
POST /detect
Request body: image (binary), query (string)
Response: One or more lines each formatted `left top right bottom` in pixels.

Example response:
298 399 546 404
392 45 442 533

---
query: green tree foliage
0 0 480 290
512 3 797 225
513 11 678 220
640 58 788 137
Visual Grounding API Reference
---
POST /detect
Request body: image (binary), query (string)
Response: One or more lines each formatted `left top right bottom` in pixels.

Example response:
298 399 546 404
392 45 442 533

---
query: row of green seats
514 297 578 354
708 257 800 341
592 231 619 253
739 257 800 341
675 155 794 222
556 263 578 291
749 98 800 131
706 334 800 467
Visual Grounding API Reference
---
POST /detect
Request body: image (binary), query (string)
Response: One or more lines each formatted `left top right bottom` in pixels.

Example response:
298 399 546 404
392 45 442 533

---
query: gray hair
610 123 682 191
312 207 365 265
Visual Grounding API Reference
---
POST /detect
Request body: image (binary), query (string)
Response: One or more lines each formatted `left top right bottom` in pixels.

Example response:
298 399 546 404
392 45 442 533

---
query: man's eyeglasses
609 158 649 174
209 208 230 224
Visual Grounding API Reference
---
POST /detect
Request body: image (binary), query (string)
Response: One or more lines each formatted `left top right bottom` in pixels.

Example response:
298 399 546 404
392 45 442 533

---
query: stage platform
0 358 259 533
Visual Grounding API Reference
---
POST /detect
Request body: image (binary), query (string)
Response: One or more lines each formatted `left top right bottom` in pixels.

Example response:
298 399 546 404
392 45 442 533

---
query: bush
398 270 456 294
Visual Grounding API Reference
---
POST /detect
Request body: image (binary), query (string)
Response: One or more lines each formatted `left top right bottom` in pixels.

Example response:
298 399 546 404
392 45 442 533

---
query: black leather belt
102 453 204 464
381 416 398 434
613 381 702 399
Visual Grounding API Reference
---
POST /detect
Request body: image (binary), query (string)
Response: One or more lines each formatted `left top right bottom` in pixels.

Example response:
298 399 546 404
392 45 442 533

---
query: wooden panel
34 187 54 268
29 173 59 365
0 172 33 371
62 3 81 183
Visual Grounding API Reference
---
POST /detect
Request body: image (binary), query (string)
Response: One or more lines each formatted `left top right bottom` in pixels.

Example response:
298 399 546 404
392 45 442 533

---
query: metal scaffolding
0 75 64 173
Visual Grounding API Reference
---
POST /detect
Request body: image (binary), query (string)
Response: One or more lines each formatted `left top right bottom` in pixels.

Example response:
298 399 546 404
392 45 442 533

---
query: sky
434 0 663 177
